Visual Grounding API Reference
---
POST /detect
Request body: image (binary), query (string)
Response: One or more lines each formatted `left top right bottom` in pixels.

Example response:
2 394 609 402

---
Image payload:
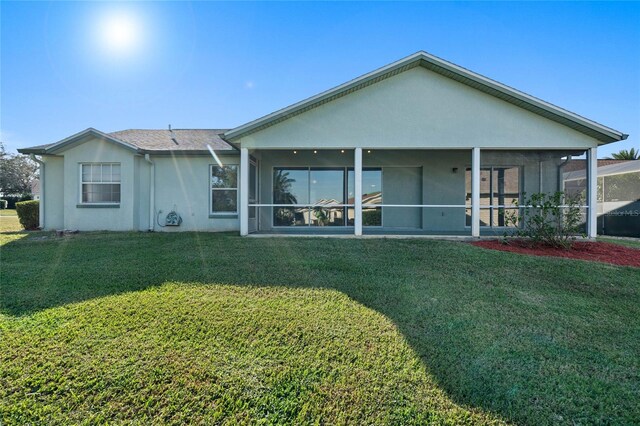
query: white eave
224 51 628 144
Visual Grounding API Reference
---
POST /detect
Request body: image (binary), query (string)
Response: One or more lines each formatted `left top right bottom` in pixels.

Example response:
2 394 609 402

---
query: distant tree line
0 142 38 207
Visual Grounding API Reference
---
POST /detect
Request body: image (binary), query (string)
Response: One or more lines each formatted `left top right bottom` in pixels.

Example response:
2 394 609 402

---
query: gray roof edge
138 149 239 155
19 128 140 155
17 147 48 155
19 128 237 155
224 51 627 143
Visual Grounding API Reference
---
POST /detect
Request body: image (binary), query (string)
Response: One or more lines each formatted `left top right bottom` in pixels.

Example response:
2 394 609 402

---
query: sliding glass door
273 167 382 227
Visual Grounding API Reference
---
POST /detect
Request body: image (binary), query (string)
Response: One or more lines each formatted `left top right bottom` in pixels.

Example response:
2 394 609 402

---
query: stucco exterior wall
42 156 64 230
237 67 601 150
135 156 150 231
152 155 240 232
61 138 136 231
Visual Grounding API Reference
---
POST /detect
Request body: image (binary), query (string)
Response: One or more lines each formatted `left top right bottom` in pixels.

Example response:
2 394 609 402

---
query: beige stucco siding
135 156 151 231
238 67 600 150
40 145 241 232
62 138 135 231
42 156 64 230
152 155 240 232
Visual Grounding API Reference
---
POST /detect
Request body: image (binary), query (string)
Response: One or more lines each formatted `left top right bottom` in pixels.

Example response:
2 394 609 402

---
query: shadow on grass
2 231 640 424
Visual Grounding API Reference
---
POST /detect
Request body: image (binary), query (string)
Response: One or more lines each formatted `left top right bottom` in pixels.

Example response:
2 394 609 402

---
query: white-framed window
80 163 121 204
210 165 238 214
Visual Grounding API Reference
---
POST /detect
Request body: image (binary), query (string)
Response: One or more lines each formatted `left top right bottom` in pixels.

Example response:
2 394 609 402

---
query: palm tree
273 170 298 204
273 170 298 226
606 148 639 160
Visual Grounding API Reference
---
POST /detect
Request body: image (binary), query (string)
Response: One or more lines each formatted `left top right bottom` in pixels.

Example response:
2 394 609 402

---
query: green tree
0 142 38 195
606 147 639 160
273 170 298 226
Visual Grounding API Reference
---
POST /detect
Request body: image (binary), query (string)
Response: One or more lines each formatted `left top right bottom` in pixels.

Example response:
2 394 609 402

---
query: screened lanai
238 147 596 237
565 160 640 237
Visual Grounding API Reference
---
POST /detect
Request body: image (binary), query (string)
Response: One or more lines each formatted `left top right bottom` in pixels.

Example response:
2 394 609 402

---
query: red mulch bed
471 239 640 268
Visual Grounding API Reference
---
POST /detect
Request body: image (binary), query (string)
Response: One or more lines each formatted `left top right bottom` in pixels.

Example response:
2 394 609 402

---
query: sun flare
99 12 141 55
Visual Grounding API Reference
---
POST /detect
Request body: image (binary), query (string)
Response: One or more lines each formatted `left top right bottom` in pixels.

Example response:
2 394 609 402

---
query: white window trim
210 164 239 215
79 162 121 205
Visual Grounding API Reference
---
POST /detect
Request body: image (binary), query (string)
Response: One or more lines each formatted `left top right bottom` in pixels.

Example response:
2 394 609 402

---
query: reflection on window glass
212 190 237 212
347 169 382 204
273 167 382 227
249 163 257 219
273 168 309 205
310 169 344 204
81 163 121 204
211 166 238 188
309 168 345 226
465 167 520 227
211 165 238 214
347 169 382 226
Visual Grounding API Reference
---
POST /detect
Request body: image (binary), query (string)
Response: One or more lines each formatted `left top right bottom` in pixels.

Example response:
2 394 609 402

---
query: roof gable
19 128 139 155
224 51 627 144
19 128 235 155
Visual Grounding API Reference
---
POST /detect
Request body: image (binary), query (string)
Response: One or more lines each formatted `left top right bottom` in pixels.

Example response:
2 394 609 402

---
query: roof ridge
109 128 231 131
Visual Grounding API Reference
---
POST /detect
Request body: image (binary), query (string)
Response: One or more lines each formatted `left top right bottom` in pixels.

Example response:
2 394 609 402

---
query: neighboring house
18 51 627 237
563 159 630 173
31 179 40 201
564 160 640 237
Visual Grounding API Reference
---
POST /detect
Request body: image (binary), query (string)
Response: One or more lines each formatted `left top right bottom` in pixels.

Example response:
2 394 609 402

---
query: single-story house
18 51 628 237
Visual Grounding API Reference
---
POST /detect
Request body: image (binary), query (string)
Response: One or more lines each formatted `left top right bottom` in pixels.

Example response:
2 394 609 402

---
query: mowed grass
1 232 639 425
0 209 20 233
598 236 640 249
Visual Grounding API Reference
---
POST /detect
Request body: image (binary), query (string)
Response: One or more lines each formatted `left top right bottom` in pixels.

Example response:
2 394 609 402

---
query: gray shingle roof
109 129 234 152
18 128 235 155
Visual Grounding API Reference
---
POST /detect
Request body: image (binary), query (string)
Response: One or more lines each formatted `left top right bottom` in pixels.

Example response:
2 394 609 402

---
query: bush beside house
504 191 585 248
15 200 39 230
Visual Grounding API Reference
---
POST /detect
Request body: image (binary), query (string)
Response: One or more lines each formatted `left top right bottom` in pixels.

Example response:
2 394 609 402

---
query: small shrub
363 209 382 226
15 200 39 230
0 199 7 209
503 191 585 249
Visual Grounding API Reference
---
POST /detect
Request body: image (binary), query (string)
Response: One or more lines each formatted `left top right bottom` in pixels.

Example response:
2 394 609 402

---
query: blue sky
1 1 638 157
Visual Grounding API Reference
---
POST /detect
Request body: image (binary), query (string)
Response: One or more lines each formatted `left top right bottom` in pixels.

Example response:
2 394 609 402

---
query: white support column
587 146 598 239
471 147 481 237
240 148 249 236
354 148 363 236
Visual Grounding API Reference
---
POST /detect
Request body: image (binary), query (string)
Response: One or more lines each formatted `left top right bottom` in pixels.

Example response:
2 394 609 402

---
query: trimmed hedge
3 194 33 209
0 199 7 209
15 200 39 230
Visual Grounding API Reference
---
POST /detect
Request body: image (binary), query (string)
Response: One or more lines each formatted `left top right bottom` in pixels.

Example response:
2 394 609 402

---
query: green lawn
0 209 20 233
598 236 640 249
1 231 639 425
